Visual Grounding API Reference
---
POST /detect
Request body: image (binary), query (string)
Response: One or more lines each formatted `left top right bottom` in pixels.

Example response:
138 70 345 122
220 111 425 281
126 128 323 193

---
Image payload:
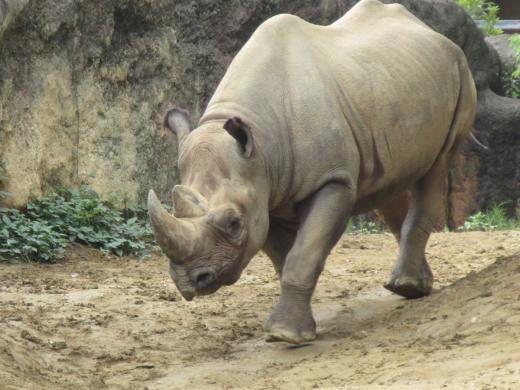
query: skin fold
148 0 477 344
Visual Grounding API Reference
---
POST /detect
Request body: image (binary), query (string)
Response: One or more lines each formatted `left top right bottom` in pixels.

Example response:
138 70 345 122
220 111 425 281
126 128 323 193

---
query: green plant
510 34 520 77
459 203 520 231
456 0 503 36
502 71 520 98
0 162 10 200
0 186 157 263
457 1 520 97
346 215 385 234
503 34 520 98
0 188 9 200
0 208 68 262
482 2 502 36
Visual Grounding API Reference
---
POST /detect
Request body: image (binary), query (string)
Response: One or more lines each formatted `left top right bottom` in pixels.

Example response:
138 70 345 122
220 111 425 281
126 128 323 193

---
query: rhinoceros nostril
195 271 215 289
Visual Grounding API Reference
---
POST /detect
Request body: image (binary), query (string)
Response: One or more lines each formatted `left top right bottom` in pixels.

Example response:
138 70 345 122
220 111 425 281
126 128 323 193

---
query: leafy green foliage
346 215 386 234
502 71 520 98
459 204 520 231
456 0 503 36
0 187 157 263
0 208 68 262
0 163 10 200
456 1 520 98
481 2 502 36
503 34 520 98
510 34 520 78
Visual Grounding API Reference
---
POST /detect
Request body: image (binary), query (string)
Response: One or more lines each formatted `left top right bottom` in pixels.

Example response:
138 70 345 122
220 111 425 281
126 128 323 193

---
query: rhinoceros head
148 106 269 300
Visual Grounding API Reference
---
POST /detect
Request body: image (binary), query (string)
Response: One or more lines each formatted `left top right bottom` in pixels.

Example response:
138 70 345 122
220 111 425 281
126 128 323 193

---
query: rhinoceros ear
224 117 254 158
163 105 192 143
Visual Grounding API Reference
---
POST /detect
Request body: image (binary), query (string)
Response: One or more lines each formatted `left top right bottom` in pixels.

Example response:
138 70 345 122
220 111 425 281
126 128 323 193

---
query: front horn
148 189 198 262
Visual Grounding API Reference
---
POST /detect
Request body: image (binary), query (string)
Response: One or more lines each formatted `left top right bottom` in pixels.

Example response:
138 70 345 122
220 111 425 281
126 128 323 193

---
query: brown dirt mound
1 231 519 389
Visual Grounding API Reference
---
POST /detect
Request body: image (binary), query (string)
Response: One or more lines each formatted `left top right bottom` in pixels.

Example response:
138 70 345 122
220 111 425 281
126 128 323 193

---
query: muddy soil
1 231 520 389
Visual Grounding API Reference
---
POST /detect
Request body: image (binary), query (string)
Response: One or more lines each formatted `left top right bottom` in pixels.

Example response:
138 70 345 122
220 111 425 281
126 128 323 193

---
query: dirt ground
1 230 520 389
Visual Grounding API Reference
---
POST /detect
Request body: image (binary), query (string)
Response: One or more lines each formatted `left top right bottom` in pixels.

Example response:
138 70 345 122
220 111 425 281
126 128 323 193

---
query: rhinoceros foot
384 276 432 299
264 286 316 344
384 255 433 299
265 321 316 344
265 326 316 344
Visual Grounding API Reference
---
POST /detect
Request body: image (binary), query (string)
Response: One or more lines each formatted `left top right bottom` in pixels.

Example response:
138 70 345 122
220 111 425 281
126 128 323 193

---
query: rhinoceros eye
226 216 242 239
209 209 244 242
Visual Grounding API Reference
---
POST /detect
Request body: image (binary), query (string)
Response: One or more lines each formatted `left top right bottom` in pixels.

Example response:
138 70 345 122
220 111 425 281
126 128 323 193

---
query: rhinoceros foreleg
262 219 297 278
384 153 451 299
265 182 354 344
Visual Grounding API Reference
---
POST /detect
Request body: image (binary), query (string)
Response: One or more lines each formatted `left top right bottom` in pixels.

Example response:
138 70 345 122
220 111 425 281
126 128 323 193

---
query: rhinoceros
148 0 476 344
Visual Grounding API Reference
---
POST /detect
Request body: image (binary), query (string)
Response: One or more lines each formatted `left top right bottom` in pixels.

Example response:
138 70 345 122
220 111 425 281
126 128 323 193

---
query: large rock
1 0 180 207
477 35 520 216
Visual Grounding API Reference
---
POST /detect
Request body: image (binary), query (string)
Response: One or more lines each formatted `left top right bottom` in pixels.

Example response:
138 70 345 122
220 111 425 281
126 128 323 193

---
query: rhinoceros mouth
222 271 240 286
194 282 222 296
179 290 196 301
191 266 240 296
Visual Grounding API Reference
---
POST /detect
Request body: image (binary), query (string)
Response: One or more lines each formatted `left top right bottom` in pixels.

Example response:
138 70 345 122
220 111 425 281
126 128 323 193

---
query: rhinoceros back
200 0 475 209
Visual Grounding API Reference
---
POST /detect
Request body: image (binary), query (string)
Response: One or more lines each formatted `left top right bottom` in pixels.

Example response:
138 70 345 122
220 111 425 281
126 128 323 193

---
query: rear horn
148 189 198 263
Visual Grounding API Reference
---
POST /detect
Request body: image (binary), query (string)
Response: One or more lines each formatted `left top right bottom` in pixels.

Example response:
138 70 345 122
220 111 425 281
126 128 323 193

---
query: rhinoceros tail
469 129 489 151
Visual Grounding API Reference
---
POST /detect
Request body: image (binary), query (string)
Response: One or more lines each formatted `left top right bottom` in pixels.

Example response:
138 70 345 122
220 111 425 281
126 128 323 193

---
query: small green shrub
0 208 68 262
0 163 10 200
481 3 502 36
502 72 520 99
456 0 503 36
459 203 520 231
510 34 520 77
346 215 385 234
457 1 520 98
0 186 157 263
503 34 520 98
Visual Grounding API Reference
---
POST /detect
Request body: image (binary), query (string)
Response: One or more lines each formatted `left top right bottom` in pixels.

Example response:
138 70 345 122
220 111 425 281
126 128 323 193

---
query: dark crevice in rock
71 24 81 186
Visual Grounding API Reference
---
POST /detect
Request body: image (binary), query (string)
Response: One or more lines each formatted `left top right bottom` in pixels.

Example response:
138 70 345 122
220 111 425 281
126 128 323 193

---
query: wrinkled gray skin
148 0 476 344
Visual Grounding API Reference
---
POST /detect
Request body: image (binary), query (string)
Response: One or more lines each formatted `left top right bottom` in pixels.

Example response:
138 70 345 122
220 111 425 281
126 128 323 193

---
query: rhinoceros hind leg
384 150 453 299
376 191 433 298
